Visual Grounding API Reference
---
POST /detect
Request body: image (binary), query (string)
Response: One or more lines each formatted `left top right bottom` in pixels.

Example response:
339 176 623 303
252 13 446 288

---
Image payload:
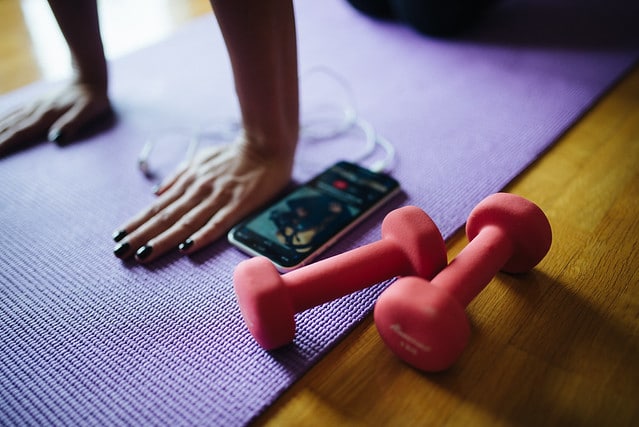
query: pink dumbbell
234 206 447 349
374 193 552 372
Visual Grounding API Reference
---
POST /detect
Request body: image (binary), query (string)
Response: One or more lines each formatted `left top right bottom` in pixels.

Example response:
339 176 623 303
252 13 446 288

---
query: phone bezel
227 161 401 272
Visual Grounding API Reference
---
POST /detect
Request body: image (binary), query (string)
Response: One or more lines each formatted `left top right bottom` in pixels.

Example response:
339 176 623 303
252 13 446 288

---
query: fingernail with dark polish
112 229 127 242
136 245 153 260
114 242 130 258
178 239 193 252
48 129 63 144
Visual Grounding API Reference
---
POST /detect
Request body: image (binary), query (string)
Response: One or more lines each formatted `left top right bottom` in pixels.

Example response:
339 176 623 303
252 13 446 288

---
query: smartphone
228 161 401 272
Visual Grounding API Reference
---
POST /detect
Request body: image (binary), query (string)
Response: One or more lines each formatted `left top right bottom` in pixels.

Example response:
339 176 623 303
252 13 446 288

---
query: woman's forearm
209 0 299 158
47 0 108 90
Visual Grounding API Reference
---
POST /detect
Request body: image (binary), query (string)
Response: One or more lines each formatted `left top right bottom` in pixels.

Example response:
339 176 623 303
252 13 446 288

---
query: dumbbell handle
285 239 416 312
432 224 511 307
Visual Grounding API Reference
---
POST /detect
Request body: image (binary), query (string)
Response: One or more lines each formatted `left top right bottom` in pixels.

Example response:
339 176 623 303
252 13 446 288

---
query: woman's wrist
71 56 108 94
236 126 298 172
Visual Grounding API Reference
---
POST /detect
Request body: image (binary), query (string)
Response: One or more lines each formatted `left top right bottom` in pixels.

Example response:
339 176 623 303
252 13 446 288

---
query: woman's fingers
112 171 198 238
112 141 295 263
0 82 111 155
48 93 111 143
115 179 233 263
113 198 203 261
152 163 189 195
112 175 204 257
178 201 244 255
0 106 32 133
0 104 55 153
135 190 234 263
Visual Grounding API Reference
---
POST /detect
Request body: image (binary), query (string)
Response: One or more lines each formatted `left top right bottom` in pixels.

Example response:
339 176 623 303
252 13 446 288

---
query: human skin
0 0 111 151
0 0 300 263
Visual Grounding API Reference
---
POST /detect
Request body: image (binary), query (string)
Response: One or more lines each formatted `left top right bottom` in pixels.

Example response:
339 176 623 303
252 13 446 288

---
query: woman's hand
112 138 294 263
0 82 112 156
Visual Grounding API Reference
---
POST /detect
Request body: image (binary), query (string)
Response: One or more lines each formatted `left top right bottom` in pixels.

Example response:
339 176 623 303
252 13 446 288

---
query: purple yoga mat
1 0 637 425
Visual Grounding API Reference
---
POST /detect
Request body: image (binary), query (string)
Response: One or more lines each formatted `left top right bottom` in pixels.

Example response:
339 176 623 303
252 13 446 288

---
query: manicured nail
135 245 153 260
151 184 161 194
178 239 193 252
47 128 63 144
113 242 130 258
112 229 127 242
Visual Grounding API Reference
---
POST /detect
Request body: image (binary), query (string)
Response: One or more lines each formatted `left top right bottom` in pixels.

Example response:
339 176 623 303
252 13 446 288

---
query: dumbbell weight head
234 257 295 350
375 193 552 372
379 205 447 279
374 276 470 372
466 193 552 274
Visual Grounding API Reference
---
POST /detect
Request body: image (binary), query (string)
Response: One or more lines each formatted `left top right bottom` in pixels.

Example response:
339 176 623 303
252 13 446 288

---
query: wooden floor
2 1 637 425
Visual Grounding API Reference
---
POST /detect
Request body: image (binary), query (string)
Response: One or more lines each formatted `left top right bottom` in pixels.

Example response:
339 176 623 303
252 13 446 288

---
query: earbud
234 206 447 349
374 193 552 372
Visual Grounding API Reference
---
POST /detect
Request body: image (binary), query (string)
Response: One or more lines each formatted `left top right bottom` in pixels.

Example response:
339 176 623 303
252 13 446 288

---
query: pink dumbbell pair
234 193 552 372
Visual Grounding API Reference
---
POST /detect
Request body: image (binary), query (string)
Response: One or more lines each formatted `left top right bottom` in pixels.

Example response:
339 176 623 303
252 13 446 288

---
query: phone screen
228 161 401 271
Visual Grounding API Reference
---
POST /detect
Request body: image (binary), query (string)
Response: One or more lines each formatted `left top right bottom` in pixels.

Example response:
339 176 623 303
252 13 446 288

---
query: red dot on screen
333 180 348 190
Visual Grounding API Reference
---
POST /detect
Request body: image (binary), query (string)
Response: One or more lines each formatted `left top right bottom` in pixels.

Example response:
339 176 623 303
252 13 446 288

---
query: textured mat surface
1 0 637 425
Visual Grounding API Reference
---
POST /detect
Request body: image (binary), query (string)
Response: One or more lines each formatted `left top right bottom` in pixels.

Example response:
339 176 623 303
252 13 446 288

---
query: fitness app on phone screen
228 161 401 271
